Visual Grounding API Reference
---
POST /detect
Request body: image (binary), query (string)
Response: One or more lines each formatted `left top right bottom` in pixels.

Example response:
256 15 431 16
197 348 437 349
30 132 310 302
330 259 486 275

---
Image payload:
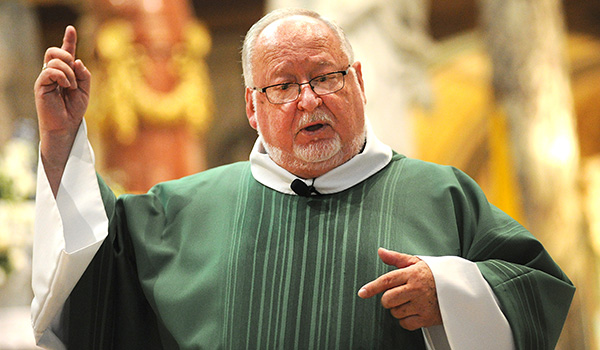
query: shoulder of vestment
119 161 252 204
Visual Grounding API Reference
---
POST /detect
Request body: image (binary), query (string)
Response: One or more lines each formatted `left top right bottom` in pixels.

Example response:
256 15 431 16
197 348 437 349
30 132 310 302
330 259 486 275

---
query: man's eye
315 75 329 83
279 83 292 91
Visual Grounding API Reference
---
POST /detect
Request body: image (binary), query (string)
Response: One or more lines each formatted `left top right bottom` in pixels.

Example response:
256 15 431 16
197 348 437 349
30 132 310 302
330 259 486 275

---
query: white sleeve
31 120 109 349
419 256 516 350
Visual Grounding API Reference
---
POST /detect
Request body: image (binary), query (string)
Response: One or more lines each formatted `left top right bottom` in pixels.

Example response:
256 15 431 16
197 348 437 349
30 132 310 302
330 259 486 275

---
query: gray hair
241 8 355 88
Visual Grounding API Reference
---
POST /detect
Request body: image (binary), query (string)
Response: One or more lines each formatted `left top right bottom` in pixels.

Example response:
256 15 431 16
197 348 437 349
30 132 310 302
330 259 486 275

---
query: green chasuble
65 153 574 349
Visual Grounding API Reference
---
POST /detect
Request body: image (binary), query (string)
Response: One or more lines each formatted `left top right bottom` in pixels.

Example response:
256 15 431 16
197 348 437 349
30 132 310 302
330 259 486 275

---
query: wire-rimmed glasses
253 66 350 104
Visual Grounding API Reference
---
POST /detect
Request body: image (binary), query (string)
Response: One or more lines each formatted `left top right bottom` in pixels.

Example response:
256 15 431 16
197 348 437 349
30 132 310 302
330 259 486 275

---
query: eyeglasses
253 66 350 104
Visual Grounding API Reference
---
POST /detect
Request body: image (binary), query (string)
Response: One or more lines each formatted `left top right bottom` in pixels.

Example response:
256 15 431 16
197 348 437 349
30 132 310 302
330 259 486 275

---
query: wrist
39 127 79 197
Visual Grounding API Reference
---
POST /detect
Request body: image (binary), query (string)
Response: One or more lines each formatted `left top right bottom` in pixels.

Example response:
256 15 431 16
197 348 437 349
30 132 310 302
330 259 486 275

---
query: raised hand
358 248 442 331
34 25 91 196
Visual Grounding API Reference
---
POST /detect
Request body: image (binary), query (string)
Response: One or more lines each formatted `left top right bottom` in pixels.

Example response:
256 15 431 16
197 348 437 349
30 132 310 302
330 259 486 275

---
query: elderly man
33 8 573 350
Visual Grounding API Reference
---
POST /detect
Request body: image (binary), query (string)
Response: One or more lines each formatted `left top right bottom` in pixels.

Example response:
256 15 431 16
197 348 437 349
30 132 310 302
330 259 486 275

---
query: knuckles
44 48 75 66
379 273 397 289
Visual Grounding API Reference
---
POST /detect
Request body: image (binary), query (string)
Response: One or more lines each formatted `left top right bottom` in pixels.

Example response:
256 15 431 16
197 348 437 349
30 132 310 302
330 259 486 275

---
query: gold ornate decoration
88 20 213 144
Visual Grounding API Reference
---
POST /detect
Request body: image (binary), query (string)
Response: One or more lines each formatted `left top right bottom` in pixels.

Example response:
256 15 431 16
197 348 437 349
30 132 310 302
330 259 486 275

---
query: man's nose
296 83 322 111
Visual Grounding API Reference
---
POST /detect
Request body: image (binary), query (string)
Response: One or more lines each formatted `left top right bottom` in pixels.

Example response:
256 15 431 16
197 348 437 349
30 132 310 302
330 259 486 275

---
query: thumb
377 247 420 269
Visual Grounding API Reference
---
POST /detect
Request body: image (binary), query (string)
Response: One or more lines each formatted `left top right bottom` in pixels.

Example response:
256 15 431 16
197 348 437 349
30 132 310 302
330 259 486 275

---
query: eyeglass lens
266 71 345 104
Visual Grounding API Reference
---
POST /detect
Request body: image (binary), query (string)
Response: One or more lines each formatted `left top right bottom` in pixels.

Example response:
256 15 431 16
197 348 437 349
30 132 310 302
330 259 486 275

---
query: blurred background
0 0 598 348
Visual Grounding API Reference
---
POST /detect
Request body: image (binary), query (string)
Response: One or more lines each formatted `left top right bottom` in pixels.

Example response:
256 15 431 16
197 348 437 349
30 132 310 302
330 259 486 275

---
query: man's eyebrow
265 60 338 81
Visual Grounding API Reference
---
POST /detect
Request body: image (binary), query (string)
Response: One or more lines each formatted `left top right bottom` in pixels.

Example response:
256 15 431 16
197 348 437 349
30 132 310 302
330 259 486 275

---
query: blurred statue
481 1 595 349
87 0 213 192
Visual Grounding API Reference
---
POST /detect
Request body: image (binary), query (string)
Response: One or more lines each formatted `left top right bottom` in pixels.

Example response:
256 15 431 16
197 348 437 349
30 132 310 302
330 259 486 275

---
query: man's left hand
358 248 442 330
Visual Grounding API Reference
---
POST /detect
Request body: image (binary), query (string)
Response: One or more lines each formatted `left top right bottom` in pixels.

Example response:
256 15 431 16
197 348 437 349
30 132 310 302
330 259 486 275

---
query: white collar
249 121 393 195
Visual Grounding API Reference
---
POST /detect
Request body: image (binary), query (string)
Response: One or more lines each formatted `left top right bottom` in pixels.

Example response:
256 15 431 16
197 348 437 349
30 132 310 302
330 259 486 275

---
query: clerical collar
249 121 393 196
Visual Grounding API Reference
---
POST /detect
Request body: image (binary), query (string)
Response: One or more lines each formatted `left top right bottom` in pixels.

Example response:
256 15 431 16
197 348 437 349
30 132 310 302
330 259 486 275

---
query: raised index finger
61 25 77 58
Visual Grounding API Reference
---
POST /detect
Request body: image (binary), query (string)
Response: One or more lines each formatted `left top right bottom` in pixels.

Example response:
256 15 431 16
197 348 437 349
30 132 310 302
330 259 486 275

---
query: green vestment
64 154 574 349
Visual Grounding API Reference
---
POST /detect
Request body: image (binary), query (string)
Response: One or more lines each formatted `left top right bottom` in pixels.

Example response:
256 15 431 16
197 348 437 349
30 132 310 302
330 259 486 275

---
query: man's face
245 16 367 179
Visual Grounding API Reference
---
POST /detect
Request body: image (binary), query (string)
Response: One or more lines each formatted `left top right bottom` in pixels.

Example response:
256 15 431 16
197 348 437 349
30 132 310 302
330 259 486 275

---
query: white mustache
298 110 335 128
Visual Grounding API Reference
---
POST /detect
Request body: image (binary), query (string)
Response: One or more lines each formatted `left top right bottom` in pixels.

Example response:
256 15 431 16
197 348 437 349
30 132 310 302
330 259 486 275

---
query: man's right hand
34 25 91 196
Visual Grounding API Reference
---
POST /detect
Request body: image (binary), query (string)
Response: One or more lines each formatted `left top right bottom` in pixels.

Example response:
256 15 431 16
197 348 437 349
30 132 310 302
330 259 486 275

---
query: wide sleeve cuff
419 255 515 350
31 120 109 348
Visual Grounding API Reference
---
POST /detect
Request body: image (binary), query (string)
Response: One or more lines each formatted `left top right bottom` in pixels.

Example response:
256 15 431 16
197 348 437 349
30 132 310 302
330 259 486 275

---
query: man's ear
245 87 258 130
352 61 367 104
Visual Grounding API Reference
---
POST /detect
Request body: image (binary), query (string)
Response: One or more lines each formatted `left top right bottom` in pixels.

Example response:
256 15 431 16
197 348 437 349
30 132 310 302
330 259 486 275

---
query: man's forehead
257 15 335 48
250 15 347 84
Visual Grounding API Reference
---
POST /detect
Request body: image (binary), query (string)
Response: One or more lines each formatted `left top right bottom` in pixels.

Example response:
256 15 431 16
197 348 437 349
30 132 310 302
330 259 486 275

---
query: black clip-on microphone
291 179 320 197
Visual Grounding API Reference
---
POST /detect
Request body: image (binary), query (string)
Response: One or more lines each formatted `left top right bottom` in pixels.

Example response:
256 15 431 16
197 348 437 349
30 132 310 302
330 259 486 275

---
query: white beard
258 118 364 176
262 135 343 175
253 93 365 176
290 110 342 163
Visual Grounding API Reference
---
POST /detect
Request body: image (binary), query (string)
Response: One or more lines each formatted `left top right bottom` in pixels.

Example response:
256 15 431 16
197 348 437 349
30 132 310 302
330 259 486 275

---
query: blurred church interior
0 0 598 348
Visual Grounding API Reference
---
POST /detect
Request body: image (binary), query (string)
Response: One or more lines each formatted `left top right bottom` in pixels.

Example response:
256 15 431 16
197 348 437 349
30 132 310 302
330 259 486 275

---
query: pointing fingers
61 25 78 57
358 268 408 299
358 248 443 330
40 26 82 90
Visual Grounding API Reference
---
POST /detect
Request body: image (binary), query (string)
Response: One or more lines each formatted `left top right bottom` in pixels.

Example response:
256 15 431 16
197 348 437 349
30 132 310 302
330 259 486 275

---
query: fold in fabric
420 256 515 350
32 121 109 348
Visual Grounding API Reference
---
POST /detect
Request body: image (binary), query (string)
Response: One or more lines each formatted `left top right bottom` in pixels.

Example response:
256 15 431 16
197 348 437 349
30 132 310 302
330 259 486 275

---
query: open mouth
304 123 325 132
